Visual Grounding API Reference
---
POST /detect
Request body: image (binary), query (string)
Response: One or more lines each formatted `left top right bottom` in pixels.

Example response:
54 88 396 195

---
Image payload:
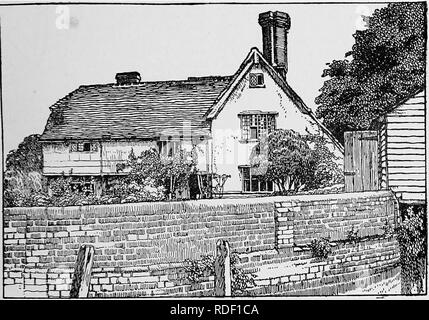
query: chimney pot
258 11 291 79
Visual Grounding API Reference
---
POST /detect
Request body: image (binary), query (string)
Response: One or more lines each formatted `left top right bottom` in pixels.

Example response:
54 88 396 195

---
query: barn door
344 131 379 192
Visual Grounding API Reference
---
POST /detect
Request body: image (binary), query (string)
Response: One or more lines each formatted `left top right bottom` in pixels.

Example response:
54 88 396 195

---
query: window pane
250 127 258 139
242 167 250 179
83 143 91 152
249 73 257 87
251 178 259 192
244 180 250 192
267 180 273 191
249 73 264 87
241 115 250 140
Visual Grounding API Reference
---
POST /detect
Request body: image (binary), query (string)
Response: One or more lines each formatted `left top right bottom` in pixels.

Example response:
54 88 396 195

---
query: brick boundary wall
3 190 401 297
275 191 399 247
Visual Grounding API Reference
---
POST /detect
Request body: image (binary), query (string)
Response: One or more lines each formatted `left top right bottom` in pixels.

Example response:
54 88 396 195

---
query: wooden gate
344 131 379 192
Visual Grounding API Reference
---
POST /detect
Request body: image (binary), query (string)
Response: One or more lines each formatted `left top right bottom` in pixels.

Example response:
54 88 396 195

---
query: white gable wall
210 63 344 192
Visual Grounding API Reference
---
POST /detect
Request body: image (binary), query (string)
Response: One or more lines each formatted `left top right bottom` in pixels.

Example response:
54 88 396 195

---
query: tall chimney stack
258 11 291 80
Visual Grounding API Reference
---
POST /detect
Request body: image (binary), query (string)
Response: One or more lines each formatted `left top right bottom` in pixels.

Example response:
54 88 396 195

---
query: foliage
315 3 426 144
396 204 427 294
302 134 344 190
106 177 165 204
309 237 332 260
381 219 395 238
184 255 216 284
257 129 343 192
230 252 257 295
6 134 44 173
118 148 196 200
345 226 360 245
184 252 256 295
3 134 48 207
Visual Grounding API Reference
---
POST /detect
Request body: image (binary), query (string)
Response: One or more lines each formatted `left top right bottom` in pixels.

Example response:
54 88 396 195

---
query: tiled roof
40 76 232 141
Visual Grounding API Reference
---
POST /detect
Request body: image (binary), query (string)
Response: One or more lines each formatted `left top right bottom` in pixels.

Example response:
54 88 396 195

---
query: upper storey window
238 111 278 141
70 142 98 153
249 73 265 88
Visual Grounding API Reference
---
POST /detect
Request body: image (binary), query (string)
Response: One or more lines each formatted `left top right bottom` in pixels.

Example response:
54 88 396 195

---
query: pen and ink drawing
1 2 427 298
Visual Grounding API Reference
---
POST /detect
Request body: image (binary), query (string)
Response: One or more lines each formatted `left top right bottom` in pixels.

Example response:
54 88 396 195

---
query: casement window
240 166 273 192
70 142 98 153
157 140 181 157
239 112 277 141
249 73 265 88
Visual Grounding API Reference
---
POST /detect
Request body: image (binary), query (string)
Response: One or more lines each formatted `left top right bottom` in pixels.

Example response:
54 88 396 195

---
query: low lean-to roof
40 76 233 141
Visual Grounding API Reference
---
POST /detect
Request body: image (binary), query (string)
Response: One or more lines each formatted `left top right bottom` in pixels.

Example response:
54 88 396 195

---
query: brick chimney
258 11 291 80
115 71 141 85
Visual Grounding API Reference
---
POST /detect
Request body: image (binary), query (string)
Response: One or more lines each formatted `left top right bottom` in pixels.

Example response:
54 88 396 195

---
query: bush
184 252 256 295
346 226 360 245
118 148 196 200
396 204 426 294
309 237 332 259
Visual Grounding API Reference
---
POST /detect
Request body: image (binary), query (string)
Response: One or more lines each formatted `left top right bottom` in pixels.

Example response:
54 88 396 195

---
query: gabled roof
205 48 344 152
40 76 232 141
40 47 343 153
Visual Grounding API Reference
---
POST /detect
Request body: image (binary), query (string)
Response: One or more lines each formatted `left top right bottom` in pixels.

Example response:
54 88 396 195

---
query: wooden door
344 131 379 192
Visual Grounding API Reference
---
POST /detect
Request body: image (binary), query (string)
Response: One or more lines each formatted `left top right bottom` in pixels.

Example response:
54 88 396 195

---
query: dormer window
249 73 264 88
238 111 278 141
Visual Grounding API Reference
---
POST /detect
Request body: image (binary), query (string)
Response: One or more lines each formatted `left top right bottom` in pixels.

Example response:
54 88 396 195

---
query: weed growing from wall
309 237 332 259
184 252 256 296
346 226 360 245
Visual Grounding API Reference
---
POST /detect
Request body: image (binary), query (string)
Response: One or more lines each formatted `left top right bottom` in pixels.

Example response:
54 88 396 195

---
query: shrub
309 237 332 259
396 204 426 294
184 252 256 295
346 226 360 245
118 148 196 200
381 219 395 239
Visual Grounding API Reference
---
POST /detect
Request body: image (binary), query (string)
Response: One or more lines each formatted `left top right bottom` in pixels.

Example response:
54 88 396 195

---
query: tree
255 129 342 192
5 134 43 173
315 3 426 144
3 134 47 207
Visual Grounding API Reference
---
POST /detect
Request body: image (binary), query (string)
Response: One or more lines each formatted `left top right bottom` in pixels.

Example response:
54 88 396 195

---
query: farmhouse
373 90 426 204
40 11 344 195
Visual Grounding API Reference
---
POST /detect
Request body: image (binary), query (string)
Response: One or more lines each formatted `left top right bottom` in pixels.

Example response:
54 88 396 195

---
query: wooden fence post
214 239 232 297
70 244 95 298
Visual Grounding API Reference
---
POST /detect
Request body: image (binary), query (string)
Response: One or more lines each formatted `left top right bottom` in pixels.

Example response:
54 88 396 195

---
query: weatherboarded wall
382 90 426 203
3 191 400 298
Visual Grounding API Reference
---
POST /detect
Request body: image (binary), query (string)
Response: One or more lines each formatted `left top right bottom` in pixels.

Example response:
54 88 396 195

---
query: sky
0 2 386 155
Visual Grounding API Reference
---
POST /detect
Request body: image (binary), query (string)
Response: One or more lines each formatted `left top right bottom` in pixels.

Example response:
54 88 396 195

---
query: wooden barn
373 89 426 204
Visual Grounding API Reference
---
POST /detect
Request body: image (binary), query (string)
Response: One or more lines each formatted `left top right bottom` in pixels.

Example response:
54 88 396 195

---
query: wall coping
3 190 395 215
